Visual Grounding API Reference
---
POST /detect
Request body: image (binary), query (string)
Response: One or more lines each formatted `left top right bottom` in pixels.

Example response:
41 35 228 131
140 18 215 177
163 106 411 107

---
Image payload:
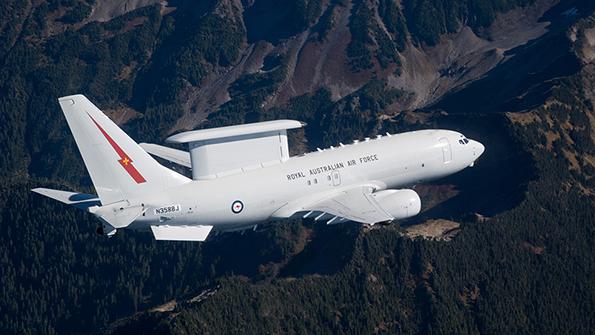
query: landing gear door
439 138 452 163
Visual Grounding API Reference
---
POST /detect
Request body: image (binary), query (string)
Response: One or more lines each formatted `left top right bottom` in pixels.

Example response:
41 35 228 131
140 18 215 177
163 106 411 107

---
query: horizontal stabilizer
140 143 191 168
32 188 100 211
150 225 213 241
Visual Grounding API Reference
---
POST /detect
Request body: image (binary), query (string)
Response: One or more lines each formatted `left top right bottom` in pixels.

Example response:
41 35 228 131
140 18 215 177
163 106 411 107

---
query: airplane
32 95 485 241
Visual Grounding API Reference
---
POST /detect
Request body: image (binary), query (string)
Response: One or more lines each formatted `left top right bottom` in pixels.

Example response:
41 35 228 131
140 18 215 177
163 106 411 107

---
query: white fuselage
130 129 484 232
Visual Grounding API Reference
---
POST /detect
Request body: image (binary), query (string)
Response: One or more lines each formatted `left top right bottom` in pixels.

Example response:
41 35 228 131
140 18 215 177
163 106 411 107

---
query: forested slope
109 13 595 333
0 0 593 334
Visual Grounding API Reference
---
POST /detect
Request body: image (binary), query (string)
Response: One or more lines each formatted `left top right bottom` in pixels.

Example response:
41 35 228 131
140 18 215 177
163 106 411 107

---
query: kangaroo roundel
231 200 244 214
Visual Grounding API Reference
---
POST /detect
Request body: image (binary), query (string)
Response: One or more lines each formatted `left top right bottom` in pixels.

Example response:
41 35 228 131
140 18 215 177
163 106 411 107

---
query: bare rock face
88 0 165 22
577 26 595 63
178 0 559 127
278 2 371 104
404 219 461 241
391 20 548 109
72 0 564 134
378 0 556 109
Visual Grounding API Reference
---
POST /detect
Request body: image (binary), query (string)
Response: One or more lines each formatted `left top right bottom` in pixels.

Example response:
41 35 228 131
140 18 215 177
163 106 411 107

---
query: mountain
0 0 593 334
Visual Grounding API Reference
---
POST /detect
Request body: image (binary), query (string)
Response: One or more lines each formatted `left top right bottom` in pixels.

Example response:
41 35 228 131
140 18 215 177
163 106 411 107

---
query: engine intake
373 189 421 220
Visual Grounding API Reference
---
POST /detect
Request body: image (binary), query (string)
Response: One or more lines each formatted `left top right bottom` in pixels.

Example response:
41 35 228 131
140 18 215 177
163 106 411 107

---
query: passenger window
307 180 311 186
314 178 318 184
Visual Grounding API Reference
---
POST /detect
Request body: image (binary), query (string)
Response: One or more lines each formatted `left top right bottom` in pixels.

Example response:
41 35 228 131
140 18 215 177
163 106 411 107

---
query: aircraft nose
473 140 485 157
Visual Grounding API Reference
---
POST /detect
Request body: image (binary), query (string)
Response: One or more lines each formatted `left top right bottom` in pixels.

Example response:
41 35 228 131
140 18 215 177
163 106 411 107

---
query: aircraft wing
276 185 394 224
139 143 191 168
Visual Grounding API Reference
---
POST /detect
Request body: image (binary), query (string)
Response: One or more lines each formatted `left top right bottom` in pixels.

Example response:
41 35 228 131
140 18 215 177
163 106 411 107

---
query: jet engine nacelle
373 189 421 220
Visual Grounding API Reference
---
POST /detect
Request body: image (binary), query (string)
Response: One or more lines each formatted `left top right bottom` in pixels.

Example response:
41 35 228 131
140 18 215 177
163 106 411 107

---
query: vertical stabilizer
58 95 189 205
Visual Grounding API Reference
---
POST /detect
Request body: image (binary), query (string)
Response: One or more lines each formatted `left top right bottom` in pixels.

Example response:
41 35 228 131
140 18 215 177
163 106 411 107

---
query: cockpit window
459 138 470 145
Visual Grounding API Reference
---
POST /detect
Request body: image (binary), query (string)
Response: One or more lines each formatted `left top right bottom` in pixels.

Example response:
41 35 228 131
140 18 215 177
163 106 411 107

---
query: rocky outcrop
171 0 560 131
88 0 165 22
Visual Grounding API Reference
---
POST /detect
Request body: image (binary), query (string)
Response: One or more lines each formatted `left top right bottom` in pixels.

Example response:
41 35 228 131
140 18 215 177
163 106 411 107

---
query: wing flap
306 186 393 224
150 225 213 241
275 185 394 224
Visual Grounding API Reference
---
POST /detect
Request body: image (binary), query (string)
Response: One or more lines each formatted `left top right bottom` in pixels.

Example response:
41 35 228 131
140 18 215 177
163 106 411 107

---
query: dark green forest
0 0 593 334
141 74 595 334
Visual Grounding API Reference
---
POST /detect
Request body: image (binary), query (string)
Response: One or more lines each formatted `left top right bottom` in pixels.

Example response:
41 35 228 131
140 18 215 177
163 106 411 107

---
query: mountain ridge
0 0 593 334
